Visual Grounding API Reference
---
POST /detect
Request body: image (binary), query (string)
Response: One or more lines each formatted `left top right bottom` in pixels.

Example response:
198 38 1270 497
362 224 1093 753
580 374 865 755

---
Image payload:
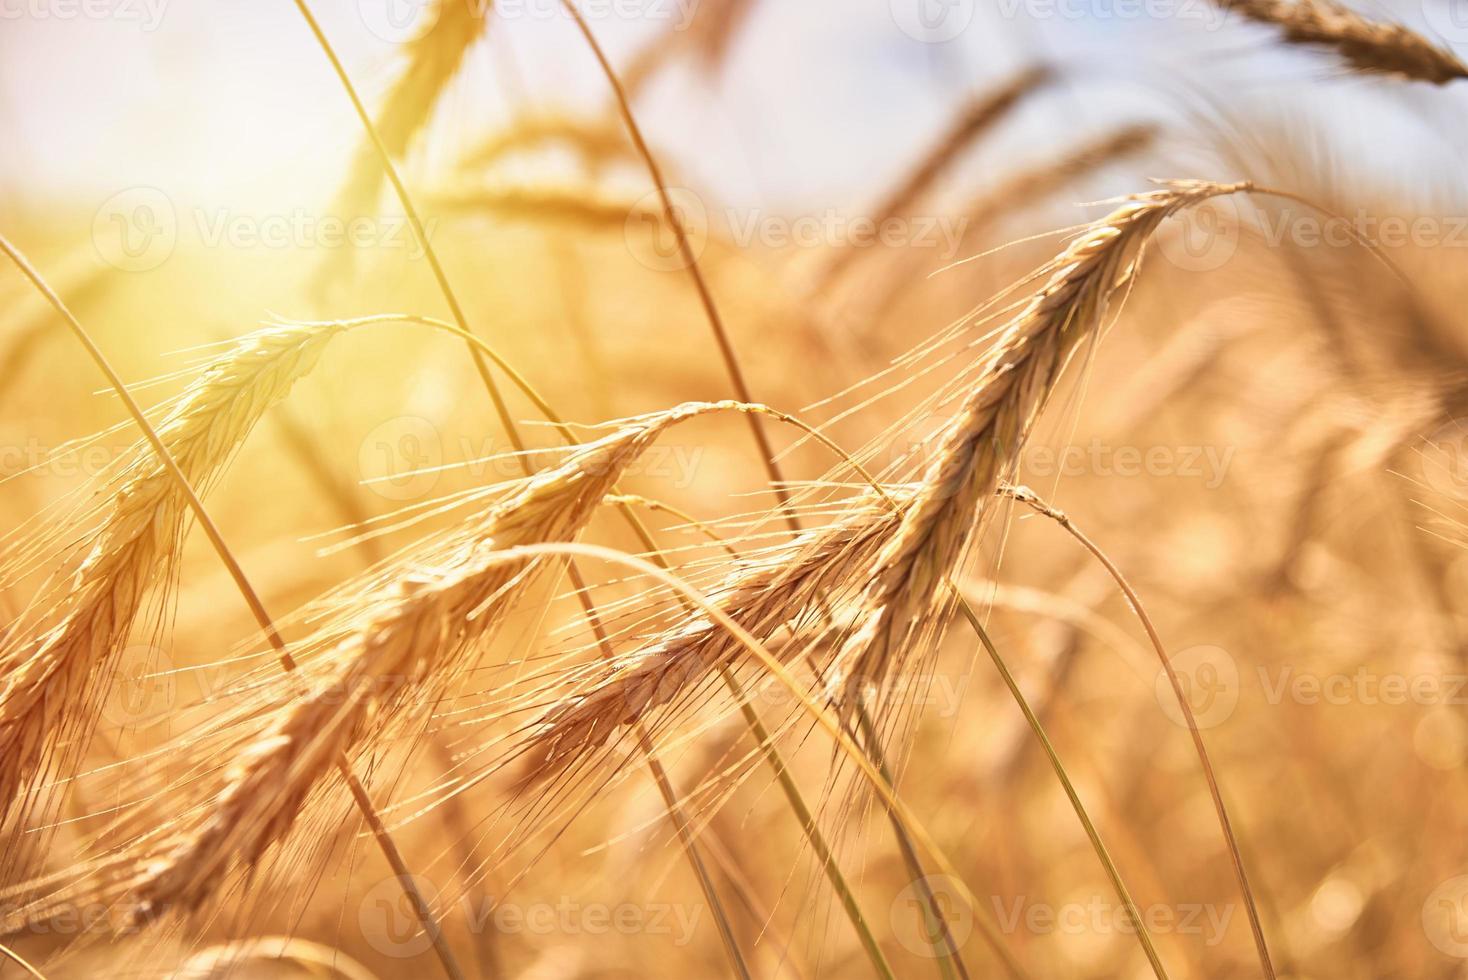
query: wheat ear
527 492 908 772
0 322 344 818
833 180 1252 703
1216 0 1468 83
0 238 464 979
128 401 745 918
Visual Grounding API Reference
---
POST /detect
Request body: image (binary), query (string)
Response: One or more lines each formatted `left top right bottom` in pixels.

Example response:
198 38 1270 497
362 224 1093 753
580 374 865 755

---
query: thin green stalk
1005 485 1274 980
553 0 799 531
954 602 1170 979
284 8 753 973
0 236 465 980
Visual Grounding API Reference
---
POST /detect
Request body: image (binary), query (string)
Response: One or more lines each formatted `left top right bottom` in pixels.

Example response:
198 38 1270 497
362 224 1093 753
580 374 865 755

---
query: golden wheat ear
1215 0 1468 84
831 180 1253 710
0 323 346 830
523 490 910 781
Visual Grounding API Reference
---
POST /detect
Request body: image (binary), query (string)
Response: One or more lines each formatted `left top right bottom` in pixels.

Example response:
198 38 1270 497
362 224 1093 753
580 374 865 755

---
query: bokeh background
4 1 1468 977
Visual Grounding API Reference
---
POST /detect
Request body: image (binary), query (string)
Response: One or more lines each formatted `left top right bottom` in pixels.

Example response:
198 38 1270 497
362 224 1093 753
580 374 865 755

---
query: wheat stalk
526 491 908 774
0 323 344 818
832 180 1252 704
1217 0 1468 83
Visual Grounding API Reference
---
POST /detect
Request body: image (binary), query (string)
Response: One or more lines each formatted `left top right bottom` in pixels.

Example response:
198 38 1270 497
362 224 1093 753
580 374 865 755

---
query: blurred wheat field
3 1 1468 978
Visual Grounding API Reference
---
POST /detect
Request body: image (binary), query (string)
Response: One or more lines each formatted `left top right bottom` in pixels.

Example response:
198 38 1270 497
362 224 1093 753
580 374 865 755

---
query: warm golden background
3 1 1468 977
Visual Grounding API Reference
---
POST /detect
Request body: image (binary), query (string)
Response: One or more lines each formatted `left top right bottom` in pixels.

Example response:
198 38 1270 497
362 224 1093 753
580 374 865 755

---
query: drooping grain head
523 489 911 779
0 323 343 836
1217 0 1468 84
832 181 1253 709
125 400 749 918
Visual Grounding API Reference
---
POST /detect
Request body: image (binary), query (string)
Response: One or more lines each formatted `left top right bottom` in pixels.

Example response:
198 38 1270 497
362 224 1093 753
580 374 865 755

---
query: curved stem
1004 484 1274 980
553 0 799 530
0 941 47 980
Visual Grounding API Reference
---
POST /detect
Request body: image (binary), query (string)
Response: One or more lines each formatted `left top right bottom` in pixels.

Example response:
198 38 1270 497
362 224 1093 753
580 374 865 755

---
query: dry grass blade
457 114 630 173
1216 0 1468 83
427 185 652 229
555 0 802 531
810 64 1052 294
960 124 1159 237
326 0 490 241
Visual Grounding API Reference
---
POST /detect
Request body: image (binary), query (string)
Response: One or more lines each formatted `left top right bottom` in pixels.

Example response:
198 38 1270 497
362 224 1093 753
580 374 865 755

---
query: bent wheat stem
554 0 800 531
